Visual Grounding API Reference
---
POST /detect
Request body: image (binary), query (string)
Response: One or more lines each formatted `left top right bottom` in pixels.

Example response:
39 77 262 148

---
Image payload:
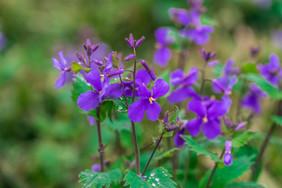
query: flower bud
124 54 135 61
235 121 247 131
163 111 169 124
93 59 104 66
76 52 85 63
106 69 124 78
91 164 101 172
136 36 145 47
225 140 232 153
223 153 233 166
140 60 157 80
166 125 177 132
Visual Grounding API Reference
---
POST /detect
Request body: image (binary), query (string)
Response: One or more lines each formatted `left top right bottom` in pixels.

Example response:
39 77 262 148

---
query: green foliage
226 182 265 188
71 62 91 73
110 96 131 112
124 168 176 188
272 115 282 127
182 136 222 162
79 169 123 188
154 148 179 161
112 51 121 69
243 74 282 100
71 77 91 103
232 131 258 148
199 155 255 188
104 113 131 132
241 63 258 74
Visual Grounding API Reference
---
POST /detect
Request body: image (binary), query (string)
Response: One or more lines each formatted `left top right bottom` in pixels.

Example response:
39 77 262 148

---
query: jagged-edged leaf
79 169 123 188
71 77 91 102
226 182 265 188
123 169 152 188
199 155 255 188
182 136 221 162
154 148 179 161
232 131 258 148
243 74 282 100
103 113 131 132
272 115 282 127
241 63 258 74
124 168 176 188
109 97 131 112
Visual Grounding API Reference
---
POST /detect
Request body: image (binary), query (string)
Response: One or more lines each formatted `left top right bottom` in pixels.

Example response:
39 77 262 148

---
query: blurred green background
0 0 282 187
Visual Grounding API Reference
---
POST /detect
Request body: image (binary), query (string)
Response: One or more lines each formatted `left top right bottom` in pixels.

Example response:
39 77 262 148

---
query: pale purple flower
128 79 170 122
87 116 95 126
180 25 214 45
153 27 175 67
167 67 199 103
272 30 282 49
241 83 267 114
258 53 282 87
92 164 101 172
52 51 76 89
212 75 238 95
224 140 232 166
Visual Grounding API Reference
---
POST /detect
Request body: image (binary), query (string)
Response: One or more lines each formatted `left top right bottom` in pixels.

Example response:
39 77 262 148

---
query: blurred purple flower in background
180 25 214 45
91 164 101 172
241 83 267 114
167 67 199 103
128 79 170 122
224 140 233 166
253 0 272 9
87 116 95 126
272 30 282 49
258 53 282 87
0 32 7 51
52 51 76 89
174 127 186 147
153 28 175 67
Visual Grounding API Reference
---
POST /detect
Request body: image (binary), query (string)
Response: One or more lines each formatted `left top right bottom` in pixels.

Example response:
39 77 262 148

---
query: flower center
155 43 162 49
227 91 232 95
64 67 72 72
149 97 155 104
99 90 102 95
202 117 208 123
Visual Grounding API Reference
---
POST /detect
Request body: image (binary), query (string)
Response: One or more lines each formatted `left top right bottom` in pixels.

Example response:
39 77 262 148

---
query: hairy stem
252 100 282 180
142 132 165 176
205 149 225 188
96 106 104 172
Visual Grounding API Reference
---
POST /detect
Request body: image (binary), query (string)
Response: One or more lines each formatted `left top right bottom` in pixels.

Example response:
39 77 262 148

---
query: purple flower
241 83 267 114
212 75 237 95
0 32 7 51
167 67 199 103
153 27 175 67
128 79 170 122
87 116 95 126
91 164 101 172
125 34 145 48
77 70 122 111
174 127 186 147
52 51 76 89
168 8 200 26
258 53 282 87
186 96 231 139
180 25 214 45
140 60 157 81
83 39 99 57
272 30 282 49
224 140 232 166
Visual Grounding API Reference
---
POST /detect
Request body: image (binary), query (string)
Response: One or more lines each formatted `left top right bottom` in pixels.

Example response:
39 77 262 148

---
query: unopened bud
136 36 145 47
124 54 135 61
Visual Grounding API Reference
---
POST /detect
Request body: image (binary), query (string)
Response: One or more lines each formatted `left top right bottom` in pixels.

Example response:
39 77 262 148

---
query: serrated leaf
182 136 221 162
241 63 258 74
226 182 265 188
232 131 258 148
272 115 282 127
243 73 282 100
71 77 91 102
124 168 176 188
154 148 179 161
199 155 255 188
79 169 123 188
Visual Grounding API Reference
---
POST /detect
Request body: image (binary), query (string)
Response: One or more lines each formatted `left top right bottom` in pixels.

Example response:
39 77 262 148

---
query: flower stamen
149 97 155 104
202 117 208 123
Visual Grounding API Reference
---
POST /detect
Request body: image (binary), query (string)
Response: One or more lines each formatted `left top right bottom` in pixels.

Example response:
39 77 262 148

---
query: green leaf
182 136 221 162
272 115 282 127
79 168 123 188
241 63 258 74
109 97 131 112
112 51 121 69
71 61 91 73
232 131 258 148
71 77 91 102
154 148 179 161
199 155 255 188
124 168 176 188
103 113 131 132
226 182 265 188
243 73 282 100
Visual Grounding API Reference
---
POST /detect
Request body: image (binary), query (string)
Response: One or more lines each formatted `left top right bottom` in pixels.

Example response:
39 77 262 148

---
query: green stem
96 106 104 172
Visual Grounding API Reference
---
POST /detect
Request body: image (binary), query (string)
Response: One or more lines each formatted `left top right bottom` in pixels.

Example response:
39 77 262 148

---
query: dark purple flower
186 96 231 139
212 75 237 95
174 127 186 147
250 46 261 58
83 39 99 57
52 51 76 89
87 116 95 126
125 34 145 48
201 48 216 62
77 70 122 111
224 140 232 166
180 25 214 45
258 53 282 87
91 164 101 172
241 83 267 114
128 79 170 122
167 67 199 103
153 27 175 67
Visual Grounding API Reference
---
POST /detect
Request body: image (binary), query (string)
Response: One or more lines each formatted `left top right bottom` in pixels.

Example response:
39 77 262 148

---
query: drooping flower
167 67 199 103
52 51 76 89
258 53 282 87
241 83 267 114
224 140 232 166
186 96 231 139
77 70 122 111
128 79 170 122
153 28 175 67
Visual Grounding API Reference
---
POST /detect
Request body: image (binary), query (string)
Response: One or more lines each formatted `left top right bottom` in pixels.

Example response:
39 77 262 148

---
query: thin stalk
96 106 105 172
178 42 187 70
183 149 191 186
200 66 206 97
140 142 154 151
167 137 177 175
142 132 165 176
205 149 225 188
252 100 282 180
